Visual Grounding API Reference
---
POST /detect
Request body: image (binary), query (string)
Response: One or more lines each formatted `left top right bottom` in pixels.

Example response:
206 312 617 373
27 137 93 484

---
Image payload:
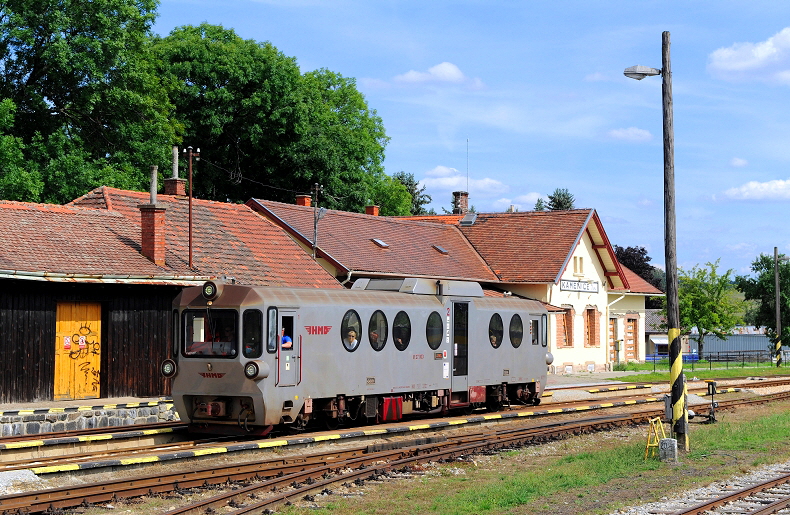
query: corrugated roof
247 199 499 282
69 188 341 289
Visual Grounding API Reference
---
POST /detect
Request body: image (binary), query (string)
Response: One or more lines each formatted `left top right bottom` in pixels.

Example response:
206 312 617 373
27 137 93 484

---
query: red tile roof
247 199 499 282
452 210 597 283
0 200 174 278
69 188 341 288
616 265 664 295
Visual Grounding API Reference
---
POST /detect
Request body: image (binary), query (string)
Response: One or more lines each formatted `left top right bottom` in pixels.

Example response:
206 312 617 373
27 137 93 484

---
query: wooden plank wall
0 283 56 403
0 281 180 404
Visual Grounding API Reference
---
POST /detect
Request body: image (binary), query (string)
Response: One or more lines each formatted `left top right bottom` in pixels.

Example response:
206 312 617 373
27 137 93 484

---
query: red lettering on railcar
412 354 424 360
198 372 226 378
304 325 333 335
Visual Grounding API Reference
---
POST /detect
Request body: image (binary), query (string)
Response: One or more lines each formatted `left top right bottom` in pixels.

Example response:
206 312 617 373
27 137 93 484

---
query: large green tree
736 253 790 358
393 171 432 215
0 0 179 203
547 188 575 210
153 25 393 212
678 260 742 360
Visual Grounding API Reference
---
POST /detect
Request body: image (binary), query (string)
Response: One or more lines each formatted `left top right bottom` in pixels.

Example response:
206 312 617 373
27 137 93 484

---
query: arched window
369 310 388 351
509 314 523 348
426 311 443 350
393 311 411 351
489 313 503 348
341 310 362 352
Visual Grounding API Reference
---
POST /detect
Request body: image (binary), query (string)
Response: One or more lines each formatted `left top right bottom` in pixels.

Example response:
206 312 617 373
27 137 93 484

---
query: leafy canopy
547 188 575 210
736 253 790 346
677 260 742 359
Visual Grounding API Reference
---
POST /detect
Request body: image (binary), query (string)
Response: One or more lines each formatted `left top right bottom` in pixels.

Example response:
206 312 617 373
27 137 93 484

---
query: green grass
614 363 790 382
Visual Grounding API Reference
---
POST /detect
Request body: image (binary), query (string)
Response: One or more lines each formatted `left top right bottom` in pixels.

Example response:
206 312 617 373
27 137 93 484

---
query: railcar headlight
545 352 554 365
201 281 224 301
243 360 270 380
161 359 178 378
244 361 259 379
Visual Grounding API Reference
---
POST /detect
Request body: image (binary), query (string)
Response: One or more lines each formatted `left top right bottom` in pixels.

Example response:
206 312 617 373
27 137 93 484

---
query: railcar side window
341 310 362 352
182 309 237 358
531 319 540 345
488 313 503 348
426 311 443 350
509 314 523 348
541 314 548 347
369 310 388 351
393 311 411 351
243 310 263 358
266 307 278 353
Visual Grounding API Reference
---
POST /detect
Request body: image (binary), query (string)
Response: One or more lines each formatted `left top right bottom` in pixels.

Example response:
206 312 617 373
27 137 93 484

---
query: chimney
164 145 187 196
296 194 312 207
365 205 380 216
452 191 469 214
139 165 167 266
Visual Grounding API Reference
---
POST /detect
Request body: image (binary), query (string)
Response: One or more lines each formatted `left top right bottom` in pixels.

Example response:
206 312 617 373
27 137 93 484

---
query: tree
0 99 42 201
0 0 179 203
547 188 575 210
153 26 390 212
368 172 411 216
736 253 790 354
393 171 431 215
678 260 742 360
534 198 545 211
614 245 664 290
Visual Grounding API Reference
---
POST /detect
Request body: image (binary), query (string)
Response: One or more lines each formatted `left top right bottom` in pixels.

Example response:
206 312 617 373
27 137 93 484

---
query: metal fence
645 349 775 371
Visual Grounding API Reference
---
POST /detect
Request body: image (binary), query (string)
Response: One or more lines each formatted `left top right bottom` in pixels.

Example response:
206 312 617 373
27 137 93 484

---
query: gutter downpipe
340 270 355 286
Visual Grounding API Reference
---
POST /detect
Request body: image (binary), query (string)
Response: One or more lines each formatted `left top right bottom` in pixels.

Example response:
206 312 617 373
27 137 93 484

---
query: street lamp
624 31 686 450
774 247 790 366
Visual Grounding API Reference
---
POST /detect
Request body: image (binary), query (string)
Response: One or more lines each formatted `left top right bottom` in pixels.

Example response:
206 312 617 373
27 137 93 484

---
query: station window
369 310 388 351
341 310 362 352
426 311 443 350
489 313 503 349
393 311 411 351
509 314 523 348
266 307 278 353
243 309 263 358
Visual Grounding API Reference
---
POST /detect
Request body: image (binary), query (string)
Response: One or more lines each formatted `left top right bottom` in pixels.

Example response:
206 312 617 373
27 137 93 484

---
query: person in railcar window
281 335 293 349
344 330 358 348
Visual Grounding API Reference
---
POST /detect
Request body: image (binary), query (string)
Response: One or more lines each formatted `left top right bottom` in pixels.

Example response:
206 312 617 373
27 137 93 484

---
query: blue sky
154 1 790 276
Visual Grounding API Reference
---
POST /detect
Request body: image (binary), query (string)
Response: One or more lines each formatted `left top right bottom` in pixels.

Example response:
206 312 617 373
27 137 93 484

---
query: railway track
3 389 790 515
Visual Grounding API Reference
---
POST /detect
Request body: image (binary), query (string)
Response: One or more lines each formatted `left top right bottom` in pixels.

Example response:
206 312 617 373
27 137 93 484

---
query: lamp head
624 65 662 80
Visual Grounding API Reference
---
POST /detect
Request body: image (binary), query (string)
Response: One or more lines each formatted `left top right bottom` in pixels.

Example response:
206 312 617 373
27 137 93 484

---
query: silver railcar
161 278 554 434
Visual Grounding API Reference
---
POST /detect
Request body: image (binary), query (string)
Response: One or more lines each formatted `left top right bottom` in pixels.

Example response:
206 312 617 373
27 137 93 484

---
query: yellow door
54 302 101 400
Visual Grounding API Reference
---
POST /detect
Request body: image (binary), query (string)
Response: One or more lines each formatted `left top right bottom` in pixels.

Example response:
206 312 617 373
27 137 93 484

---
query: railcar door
277 310 301 386
451 302 469 397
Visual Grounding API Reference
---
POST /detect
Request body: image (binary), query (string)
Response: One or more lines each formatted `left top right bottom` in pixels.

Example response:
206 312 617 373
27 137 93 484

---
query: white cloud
730 157 748 167
393 62 484 89
708 27 790 83
395 62 466 83
419 166 508 197
607 127 653 142
584 72 607 82
723 178 790 200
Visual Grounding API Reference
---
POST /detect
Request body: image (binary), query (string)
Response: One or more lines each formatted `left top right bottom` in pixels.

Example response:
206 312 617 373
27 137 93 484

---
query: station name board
560 279 599 293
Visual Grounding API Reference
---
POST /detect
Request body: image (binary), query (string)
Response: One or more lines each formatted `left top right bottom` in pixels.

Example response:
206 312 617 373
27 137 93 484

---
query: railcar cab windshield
183 309 238 358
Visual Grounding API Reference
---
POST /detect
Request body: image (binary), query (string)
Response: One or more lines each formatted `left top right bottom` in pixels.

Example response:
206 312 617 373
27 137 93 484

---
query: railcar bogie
164 279 553 434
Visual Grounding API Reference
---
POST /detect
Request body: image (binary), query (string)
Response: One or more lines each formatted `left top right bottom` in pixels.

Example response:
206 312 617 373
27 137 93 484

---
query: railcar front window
243 309 263 358
531 319 540 345
183 309 238 358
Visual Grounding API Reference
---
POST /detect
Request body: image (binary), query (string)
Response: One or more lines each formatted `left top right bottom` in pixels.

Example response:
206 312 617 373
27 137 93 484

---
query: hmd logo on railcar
199 372 226 378
305 325 332 335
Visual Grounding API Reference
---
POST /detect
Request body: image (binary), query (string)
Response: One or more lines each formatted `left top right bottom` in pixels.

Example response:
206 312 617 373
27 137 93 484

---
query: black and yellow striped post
775 247 785 368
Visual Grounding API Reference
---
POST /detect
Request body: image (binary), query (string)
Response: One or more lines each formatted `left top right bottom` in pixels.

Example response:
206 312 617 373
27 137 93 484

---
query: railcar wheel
532 397 541 406
323 413 339 430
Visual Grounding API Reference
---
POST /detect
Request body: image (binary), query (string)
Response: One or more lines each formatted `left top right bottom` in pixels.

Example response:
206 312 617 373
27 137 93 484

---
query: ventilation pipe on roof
164 145 187 196
139 165 167 266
